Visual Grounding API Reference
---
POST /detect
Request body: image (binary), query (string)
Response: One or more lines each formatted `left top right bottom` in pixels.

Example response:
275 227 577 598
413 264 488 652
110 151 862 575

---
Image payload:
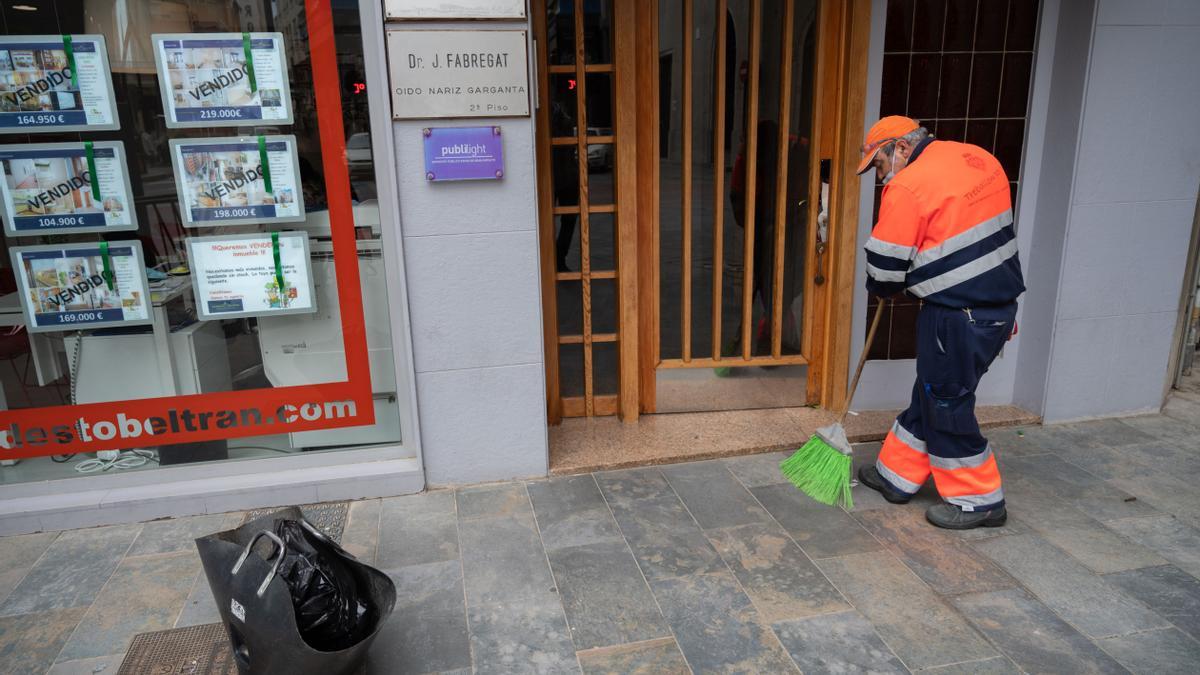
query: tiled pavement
3 403 1200 673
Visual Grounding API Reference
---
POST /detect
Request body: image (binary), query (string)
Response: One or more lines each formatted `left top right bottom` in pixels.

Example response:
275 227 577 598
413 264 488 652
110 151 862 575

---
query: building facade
0 0 1196 534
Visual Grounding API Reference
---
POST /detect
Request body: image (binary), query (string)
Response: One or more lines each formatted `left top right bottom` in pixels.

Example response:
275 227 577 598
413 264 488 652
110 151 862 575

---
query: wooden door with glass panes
533 0 639 422
536 0 870 421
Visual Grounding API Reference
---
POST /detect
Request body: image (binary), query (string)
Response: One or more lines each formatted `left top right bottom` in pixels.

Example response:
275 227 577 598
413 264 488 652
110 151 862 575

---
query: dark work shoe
857 465 912 505
925 503 1007 530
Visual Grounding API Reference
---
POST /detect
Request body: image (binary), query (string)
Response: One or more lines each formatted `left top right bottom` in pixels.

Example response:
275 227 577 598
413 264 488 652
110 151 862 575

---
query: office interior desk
0 276 195 409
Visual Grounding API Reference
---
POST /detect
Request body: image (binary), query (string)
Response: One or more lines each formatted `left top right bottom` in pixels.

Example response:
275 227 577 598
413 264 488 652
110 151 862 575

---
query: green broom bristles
780 435 854 508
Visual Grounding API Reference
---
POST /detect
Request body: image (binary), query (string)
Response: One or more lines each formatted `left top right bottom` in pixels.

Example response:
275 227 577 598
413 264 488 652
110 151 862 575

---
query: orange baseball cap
856 115 920 175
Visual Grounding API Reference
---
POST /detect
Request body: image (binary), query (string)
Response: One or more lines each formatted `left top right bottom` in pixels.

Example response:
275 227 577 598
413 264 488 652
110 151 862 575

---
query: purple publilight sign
423 126 505 181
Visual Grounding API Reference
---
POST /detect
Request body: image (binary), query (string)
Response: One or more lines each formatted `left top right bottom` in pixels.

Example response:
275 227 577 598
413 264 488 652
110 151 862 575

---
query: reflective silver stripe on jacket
907 238 1019 298
867 264 906 282
865 236 915 261
911 210 1013 268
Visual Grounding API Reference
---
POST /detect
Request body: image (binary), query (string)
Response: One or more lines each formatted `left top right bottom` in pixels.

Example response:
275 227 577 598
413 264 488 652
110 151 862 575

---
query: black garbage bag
272 519 374 651
195 507 396 675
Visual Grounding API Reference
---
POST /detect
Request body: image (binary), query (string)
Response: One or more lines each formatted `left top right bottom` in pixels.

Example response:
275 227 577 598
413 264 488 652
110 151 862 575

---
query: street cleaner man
855 116 1025 530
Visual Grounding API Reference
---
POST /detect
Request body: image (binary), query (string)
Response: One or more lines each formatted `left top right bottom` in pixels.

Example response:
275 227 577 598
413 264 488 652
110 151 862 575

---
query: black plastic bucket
195 507 396 675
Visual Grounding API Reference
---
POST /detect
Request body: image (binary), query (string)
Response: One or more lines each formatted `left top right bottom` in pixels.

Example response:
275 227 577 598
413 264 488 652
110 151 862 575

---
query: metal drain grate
120 623 368 674
118 623 236 675
242 501 350 542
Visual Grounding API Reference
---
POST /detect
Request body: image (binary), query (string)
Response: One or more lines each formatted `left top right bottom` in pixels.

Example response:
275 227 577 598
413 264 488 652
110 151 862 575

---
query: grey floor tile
752 483 883 559
918 656 1022 674
973 534 1169 638
1004 455 1160 521
722 450 792 488
651 571 799 673
662 461 773 530
125 513 239 558
56 552 198 662
1098 627 1200 675
0 531 57 606
1106 516 1200 578
1122 441 1200 481
368 559 471 675
1053 443 1145 481
46 653 125 674
1059 445 1200 530
459 511 558 607
341 498 382 564
771 610 907 674
1002 481 1169 574
815 552 997 669
1060 418 1157 447
594 468 676 504
547 541 669 651
951 588 1128 674
1110 477 1200 529
706 521 848 622
0 608 87 675
174 569 220 628
853 507 1016 595
1116 415 1199 445
527 475 623 552
456 483 530 520
468 598 578 674
1162 395 1200 425
0 524 141 616
596 472 724 581
377 490 460 569
1047 522 1168 575
1105 565 1200 641
1003 468 1105 526
576 638 689 674
989 426 1061 457
1002 424 1098 455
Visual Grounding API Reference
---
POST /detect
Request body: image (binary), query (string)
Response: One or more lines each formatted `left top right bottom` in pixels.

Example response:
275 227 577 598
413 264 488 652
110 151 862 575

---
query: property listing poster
153 33 292 128
11 241 152 333
0 35 119 133
0 142 137 236
187 232 316 320
170 136 304 227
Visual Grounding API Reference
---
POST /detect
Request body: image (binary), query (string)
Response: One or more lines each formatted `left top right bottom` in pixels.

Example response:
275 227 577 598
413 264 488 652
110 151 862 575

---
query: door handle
814 178 830 286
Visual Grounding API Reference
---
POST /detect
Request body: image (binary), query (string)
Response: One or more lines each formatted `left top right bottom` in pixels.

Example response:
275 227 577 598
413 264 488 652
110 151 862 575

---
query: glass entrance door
656 0 823 412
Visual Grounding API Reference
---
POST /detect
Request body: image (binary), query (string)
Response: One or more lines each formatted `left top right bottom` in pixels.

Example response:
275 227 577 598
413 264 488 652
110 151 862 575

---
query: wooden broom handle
839 299 887 423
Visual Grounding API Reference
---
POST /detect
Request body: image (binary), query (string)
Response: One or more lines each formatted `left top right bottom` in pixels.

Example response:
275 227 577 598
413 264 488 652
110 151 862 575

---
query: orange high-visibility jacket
865 139 1025 308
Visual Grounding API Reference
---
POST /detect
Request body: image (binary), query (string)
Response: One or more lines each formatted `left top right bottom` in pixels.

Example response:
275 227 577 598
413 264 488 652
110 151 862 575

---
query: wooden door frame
813 0 871 411
536 0 870 422
533 0 641 424
632 0 871 413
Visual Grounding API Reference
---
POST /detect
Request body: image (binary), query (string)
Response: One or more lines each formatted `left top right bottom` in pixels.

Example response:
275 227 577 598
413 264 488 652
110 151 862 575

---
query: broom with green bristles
781 300 886 508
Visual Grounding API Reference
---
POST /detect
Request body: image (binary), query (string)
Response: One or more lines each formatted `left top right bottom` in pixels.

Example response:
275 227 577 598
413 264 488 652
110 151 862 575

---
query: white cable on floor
74 449 158 473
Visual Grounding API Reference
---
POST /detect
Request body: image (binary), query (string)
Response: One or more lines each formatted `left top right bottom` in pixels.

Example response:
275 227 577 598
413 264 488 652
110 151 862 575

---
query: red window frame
0 0 376 459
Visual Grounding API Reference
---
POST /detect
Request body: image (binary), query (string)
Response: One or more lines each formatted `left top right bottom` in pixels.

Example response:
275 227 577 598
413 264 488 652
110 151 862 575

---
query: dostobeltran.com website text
0 400 358 449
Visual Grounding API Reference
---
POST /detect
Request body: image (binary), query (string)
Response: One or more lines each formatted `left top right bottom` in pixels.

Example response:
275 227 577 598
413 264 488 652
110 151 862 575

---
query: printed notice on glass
0 141 137 236
153 32 292 128
169 135 304 227
11 240 151 333
0 35 119 133
187 232 316 320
